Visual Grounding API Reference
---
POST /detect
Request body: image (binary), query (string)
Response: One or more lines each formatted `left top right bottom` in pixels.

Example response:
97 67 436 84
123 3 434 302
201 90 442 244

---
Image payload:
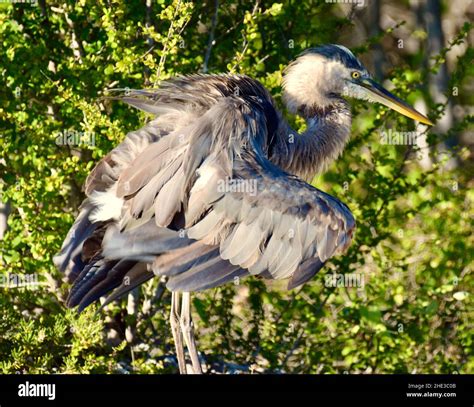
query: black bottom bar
0 374 472 404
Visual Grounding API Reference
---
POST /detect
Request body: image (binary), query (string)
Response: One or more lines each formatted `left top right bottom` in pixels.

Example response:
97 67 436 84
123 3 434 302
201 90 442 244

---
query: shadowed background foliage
0 0 472 374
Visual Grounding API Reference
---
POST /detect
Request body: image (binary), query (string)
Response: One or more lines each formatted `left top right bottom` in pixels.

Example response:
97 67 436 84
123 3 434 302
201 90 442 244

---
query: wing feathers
57 76 355 313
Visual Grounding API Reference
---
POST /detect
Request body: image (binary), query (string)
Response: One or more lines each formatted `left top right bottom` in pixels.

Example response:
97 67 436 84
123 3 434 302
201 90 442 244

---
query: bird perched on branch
54 44 432 374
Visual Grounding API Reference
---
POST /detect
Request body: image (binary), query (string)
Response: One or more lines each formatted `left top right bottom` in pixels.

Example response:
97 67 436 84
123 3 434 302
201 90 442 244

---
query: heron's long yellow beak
360 78 433 126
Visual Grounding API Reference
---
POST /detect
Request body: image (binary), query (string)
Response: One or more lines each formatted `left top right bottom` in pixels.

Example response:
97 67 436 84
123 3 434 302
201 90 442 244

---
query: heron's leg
180 292 203 374
170 291 187 374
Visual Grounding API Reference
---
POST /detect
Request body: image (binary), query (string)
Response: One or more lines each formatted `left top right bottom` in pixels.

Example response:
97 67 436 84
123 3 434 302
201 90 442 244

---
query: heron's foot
170 291 187 374
180 292 203 374
169 291 203 374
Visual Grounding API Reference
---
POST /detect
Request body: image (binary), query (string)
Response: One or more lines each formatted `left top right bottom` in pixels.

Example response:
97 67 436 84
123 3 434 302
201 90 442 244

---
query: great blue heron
54 44 432 374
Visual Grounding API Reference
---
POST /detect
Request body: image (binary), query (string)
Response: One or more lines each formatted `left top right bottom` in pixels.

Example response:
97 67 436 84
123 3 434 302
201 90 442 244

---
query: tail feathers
166 255 246 292
102 220 192 261
53 199 98 282
195 268 248 292
152 241 219 277
66 257 113 308
287 257 325 290
75 259 138 312
57 200 252 310
151 239 249 292
99 263 154 311
65 255 154 312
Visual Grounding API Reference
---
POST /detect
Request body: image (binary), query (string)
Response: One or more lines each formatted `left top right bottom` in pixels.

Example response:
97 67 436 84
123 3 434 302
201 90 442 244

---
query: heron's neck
271 99 352 182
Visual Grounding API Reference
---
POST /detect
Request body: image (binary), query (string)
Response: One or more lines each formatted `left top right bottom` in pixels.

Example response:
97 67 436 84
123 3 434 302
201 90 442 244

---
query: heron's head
283 44 432 125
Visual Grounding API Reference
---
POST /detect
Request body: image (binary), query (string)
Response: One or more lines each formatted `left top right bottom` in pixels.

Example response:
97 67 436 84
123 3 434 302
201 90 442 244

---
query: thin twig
154 0 183 87
281 327 304 368
144 0 155 84
230 0 260 72
202 0 219 73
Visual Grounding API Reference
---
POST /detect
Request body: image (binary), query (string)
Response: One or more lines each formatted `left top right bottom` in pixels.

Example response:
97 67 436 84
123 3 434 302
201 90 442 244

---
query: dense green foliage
0 0 472 374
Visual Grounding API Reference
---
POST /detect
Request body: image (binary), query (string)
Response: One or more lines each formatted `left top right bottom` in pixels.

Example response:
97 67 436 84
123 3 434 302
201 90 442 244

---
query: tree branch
202 0 219 73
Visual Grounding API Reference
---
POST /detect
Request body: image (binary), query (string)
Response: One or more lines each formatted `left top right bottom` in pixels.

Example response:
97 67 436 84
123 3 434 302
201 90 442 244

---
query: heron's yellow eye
351 71 360 79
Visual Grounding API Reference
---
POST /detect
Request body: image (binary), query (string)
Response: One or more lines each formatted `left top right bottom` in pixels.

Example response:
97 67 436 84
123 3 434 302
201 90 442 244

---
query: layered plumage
55 48 361 312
